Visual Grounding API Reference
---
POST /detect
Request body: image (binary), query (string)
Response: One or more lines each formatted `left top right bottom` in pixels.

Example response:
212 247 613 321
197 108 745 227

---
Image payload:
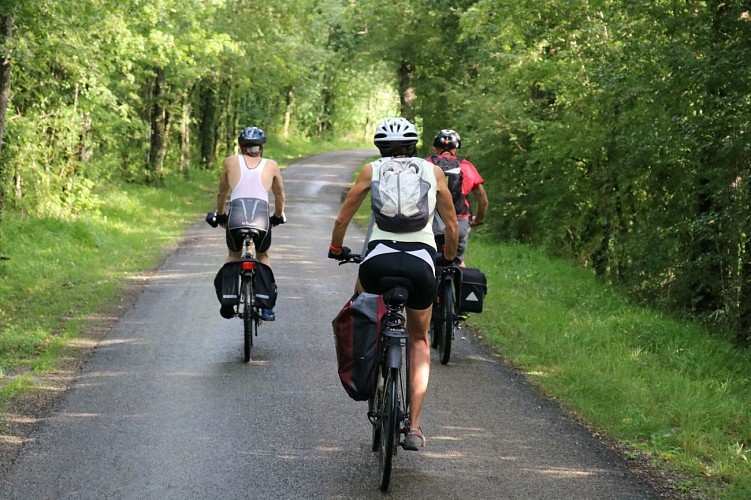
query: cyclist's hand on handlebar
270 213 287 227
205 211 228 228
435 253 459 267
328 245 352 261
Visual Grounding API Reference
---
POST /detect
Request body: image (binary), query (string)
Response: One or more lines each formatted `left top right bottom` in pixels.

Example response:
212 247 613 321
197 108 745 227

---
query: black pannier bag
214 261 242 307
458 267 488 313
332 292 386 401
252 261 277 310
213 259 277 310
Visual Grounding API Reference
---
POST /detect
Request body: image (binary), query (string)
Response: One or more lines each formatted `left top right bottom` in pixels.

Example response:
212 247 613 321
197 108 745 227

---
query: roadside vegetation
466 233 751 499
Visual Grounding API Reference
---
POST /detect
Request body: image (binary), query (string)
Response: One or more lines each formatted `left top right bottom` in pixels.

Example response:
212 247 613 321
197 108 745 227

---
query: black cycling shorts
226 198 272 253
226 227 271 253
358 240 436 310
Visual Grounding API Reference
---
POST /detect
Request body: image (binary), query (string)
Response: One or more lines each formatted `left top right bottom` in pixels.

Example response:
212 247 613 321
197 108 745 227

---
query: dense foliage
0 0 396 215
2 0 751 341
368 0 751 343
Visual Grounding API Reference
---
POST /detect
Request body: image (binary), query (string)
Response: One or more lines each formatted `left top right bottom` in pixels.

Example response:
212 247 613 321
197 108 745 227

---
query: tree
0 12 13 211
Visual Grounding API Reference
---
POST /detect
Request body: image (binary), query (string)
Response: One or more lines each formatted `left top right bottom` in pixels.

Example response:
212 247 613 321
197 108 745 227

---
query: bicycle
206 211 269 363
339 254 412 492
431 261 460 365
236 228 264 362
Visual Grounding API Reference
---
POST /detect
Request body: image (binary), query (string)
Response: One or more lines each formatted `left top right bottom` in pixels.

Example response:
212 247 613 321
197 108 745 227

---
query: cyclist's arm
470 183 489 226
331 164 372 248
433 166 458 261
269 161 286 218
216 158 232 215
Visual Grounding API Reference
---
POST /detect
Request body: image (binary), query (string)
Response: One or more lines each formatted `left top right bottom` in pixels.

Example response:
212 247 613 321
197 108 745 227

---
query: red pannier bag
332 292 386 401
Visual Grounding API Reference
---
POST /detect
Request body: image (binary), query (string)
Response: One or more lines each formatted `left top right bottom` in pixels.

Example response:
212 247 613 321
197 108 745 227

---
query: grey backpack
370 158 431 233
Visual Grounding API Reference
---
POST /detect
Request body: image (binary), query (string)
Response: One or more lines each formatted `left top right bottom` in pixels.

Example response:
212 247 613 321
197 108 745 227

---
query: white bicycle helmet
373 118 418 145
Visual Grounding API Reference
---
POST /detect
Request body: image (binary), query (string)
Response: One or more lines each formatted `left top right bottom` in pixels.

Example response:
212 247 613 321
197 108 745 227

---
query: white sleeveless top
230 155 268 202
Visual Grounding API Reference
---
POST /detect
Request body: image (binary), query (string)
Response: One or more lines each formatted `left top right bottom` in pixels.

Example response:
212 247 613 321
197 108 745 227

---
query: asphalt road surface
0 150 658 499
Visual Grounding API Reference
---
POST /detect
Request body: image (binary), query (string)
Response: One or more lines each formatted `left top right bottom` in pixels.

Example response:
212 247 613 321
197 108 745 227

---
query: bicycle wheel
378 367 399 492
430 310 439 348
430 285 444 349
439 279 454 365
370 366 385 452
243 278 253 362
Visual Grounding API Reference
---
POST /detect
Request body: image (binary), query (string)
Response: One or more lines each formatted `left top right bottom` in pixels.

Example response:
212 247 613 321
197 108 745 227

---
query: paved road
0 151 658 499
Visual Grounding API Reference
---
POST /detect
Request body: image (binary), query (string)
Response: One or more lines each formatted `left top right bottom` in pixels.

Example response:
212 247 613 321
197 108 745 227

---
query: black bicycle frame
437 265 459 296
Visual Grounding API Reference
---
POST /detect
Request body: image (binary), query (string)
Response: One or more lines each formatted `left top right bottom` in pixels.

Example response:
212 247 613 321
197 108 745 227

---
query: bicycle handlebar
338 253 362 265
205 211 228 228
206 210 287 229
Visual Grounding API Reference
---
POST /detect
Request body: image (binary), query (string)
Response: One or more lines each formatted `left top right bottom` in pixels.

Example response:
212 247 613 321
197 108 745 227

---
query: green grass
0 172 214 388
465 235 751 498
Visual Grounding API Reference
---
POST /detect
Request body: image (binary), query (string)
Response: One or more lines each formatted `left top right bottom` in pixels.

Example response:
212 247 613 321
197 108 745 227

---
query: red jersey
427 152 484 218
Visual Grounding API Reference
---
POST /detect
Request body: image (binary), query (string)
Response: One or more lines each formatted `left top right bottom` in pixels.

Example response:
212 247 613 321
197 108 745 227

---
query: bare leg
256 250 270 267
226 250 241 262
406 306 432 431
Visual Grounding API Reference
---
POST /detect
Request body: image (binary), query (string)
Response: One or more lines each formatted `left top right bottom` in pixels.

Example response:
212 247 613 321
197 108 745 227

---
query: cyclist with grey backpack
328 117 458 450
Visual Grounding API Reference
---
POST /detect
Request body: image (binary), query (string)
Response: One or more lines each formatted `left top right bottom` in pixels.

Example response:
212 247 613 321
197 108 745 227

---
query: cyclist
427 129 488 268
328 117 458 450
216 126 286 320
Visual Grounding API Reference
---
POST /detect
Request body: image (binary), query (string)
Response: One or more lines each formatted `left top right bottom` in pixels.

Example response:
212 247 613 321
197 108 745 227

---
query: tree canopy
2 0 751 342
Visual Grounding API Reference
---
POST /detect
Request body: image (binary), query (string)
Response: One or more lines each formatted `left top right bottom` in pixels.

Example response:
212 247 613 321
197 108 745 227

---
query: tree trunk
0 14 14 210
398 60 415 122
155 108 171 177
147 67 166 183
282 87 294 138
223 79 236 156
198 80 217 169
178 96 191 174
318 84 334 137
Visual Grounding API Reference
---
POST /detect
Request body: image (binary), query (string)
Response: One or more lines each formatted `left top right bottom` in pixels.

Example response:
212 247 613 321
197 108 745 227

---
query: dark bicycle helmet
238 126 267 147
433 129 461 150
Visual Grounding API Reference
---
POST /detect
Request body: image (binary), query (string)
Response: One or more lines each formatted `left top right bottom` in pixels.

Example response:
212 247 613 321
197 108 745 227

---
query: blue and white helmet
238 126 267 147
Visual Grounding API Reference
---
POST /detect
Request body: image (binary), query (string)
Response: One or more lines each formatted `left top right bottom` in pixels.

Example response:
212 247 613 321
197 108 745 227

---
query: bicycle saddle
378 277 413 307
235 227 261 238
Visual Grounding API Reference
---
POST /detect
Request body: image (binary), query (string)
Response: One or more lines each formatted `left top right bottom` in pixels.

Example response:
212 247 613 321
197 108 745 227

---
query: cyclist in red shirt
427 129 488 268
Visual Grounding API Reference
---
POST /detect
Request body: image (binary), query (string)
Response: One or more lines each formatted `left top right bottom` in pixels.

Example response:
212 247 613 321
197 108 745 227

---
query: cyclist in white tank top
217 130 286 265
216 127 286 321
230 155 270 202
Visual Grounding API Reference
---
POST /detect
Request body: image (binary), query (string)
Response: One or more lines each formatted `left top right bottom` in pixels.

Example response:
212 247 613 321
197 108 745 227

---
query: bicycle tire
431 281 444 349
243 277 253 362
439 279 454 365
430 312 439 348
370 366 385 452
378 367 399 492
